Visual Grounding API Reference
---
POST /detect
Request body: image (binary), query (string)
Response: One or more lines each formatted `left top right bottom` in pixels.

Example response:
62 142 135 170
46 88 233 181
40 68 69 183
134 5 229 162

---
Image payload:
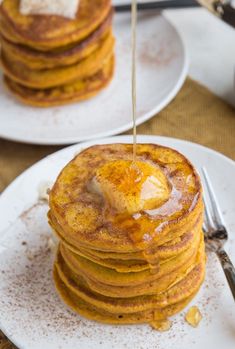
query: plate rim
0 135 235 349
0 15 188 145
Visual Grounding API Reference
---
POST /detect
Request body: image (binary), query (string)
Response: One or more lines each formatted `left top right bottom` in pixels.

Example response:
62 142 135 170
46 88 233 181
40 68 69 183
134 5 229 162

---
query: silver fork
202 167 235 301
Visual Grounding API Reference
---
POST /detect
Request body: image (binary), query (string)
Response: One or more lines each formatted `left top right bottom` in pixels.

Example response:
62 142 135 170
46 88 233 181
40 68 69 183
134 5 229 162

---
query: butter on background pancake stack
0 0 114 107
48 144 206 329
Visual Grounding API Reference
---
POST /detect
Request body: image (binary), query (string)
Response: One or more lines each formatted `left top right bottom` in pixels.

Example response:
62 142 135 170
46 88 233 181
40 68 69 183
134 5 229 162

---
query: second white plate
0 12 187 145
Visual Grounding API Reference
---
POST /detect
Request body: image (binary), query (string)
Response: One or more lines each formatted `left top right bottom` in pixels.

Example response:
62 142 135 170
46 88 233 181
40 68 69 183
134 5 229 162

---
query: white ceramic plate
0 135 235 349
0 13 187 145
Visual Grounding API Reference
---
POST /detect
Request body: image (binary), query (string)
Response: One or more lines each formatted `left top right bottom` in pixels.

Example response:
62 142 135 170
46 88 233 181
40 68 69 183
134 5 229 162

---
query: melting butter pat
93 160 171 214
20 0 80 19
185 306 202 327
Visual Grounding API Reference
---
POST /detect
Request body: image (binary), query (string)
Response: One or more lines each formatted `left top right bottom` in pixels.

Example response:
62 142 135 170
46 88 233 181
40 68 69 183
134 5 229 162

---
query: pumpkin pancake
1 32 115 89
55 238 205 311
4 55 114 107
0 0 111 51
50 143 205 328
59 225 201 283
49 144 203 253
54 268 201 324
53 215 203 273
54 249 205 323
0 10 113 70
49 203 202 256
59 233 201 290
60 240 204 299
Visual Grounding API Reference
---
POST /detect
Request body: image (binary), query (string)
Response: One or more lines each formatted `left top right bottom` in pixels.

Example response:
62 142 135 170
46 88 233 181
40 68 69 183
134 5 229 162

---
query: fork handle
216 248 235 301
114 0 199 12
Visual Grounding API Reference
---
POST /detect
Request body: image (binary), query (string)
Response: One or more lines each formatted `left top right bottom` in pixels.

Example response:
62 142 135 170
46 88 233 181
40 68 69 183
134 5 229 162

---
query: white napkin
19 0 80 19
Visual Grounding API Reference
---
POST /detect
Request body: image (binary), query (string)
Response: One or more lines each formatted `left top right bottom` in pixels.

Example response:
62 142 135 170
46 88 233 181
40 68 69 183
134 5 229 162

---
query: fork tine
203 196 215 231
202 167 225 228
202 222 208 232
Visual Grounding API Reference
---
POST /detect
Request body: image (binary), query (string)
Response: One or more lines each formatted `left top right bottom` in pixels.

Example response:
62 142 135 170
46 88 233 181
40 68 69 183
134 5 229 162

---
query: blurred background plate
0 11 187 145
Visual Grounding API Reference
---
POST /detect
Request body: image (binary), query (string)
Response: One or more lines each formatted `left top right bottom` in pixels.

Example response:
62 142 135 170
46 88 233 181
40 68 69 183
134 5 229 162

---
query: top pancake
0 0 111 50
49 144 203 253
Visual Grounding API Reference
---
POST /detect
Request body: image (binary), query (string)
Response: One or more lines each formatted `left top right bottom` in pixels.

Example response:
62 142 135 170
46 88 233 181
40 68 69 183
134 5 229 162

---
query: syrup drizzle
130 1 159 276
130 3 174 318
131 0 137 162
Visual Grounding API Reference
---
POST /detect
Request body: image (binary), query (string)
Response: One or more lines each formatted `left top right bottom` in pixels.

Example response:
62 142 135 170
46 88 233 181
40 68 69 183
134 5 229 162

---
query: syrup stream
131 2 166 277
130 1 158 272
131 0 137 162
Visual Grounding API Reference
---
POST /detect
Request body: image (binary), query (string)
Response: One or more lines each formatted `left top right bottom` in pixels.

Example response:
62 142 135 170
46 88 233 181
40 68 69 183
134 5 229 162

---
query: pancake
59 223 202 282
63 244 203 299
4 55 114 107
49 144 203 253
55 238 205 313
49 143 205 328
54 251 205 323
0 0 111 51
59 231 201 287
1 32 115 89
0 10 113 70
54 268 200 324
49 202 202 255
53 215 203 273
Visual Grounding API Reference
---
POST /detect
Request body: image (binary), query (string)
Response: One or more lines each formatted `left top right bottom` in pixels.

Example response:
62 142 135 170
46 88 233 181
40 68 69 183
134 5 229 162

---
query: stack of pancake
48 144 206 328
0 0 114 107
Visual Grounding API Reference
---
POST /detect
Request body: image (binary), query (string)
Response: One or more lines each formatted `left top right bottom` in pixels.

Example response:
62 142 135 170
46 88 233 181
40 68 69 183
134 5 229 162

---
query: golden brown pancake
59 229 201 288
52 215 202 273
4 55 114 107
49 144 203 253
49 202 202 256
0 0 115 106
1 32 115 89
0 10 113 70
49 144 205 328
60 239 204 299
54 253 205 323
54 267 201 324
0 0 111 51
55 237 204 310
